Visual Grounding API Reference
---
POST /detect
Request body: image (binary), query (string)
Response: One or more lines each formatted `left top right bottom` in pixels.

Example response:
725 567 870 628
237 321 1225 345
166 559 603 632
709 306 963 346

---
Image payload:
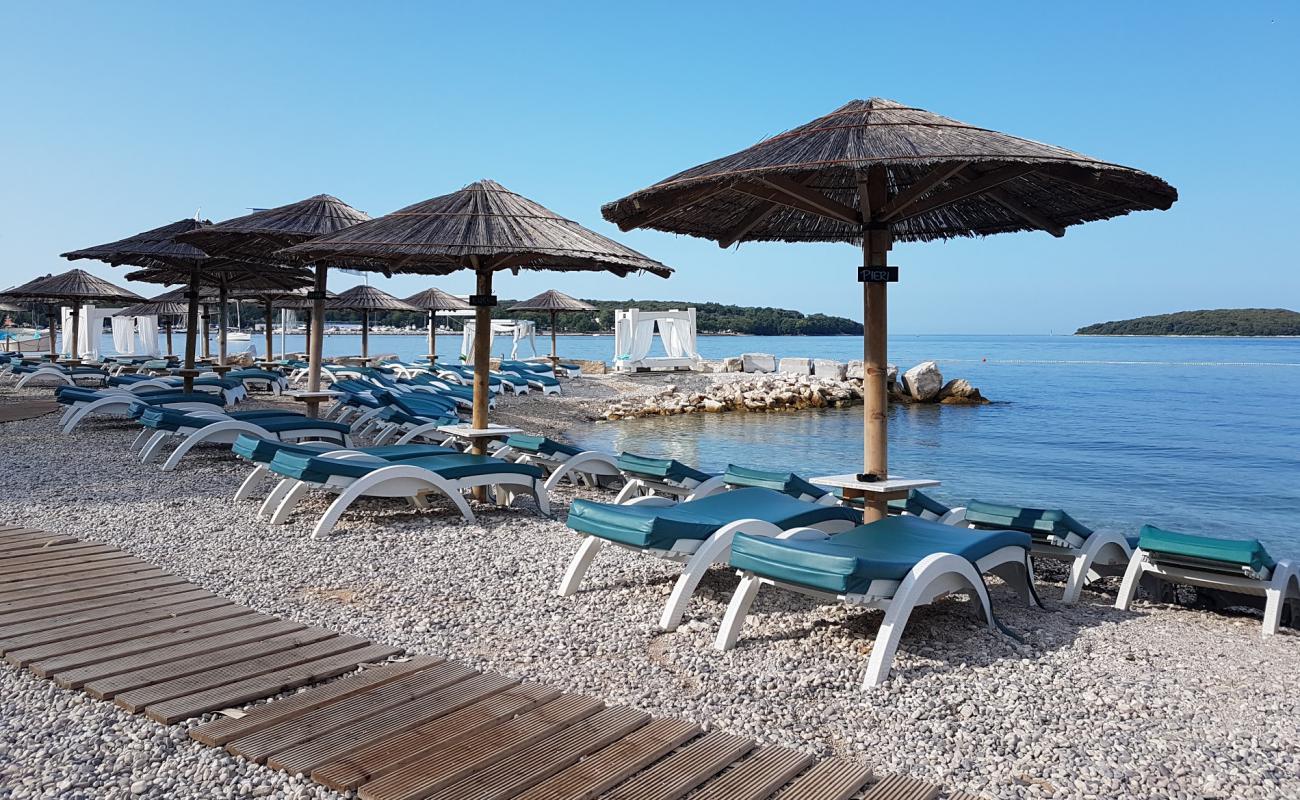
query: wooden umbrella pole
470 262 493 453
264 299 274 363
361 309 369 359
182 268 201 393
860 168 892 522
217 285 229 367
550 310 558 370
306 264 327 415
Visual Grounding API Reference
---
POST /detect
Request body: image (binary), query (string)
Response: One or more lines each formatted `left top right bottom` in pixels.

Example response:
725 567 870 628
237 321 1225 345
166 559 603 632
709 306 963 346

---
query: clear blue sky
2 1 1295 333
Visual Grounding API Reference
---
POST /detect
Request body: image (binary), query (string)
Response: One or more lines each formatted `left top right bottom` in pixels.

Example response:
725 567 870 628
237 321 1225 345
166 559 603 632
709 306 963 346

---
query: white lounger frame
259 452 551 538
489 443 621 493
1115 549 1299 636
715 531 1038 687
944 507 1132 604
557 490 852 632
60 391 223 434
14 366 105 389
613 471 724 504
137 412 351 472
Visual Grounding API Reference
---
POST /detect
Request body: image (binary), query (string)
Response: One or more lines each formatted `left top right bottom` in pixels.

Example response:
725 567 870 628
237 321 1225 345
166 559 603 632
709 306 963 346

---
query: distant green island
1076 308 1300 337
317 300 864 337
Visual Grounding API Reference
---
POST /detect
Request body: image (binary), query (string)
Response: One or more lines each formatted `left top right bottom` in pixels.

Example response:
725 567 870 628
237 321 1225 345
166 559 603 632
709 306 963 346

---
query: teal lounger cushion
566 487 861 551
963 500 1093 540
729 515 1032 595
505 434 583 458
886 489 953 518
1137 524 1275 575
271 452 542 483
233 435 457 465
616 452 712 485
723 464 826 499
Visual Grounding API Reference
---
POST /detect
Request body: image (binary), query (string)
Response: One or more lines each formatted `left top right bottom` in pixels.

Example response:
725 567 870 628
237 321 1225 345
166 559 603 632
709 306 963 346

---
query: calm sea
122 331 1300 557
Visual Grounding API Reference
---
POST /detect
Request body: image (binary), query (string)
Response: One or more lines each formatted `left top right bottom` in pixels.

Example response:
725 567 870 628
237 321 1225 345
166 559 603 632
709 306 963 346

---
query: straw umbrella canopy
508 289 596 369
603 97 1178 521
174 194 370 403
281 179 672 458
2 269 142 361
326 285 417 360
404 288 470 364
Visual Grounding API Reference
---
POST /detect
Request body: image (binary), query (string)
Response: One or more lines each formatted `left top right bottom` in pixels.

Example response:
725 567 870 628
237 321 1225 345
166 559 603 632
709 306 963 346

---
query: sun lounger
612 452 719 503
262 450 549 536
230 433 458 505
57 386 227 433
491 434 621 492
136 407 352 472
1115 524 1299 636
945 500 1135 604
11 363 107 389
713 515 1037 687
498 366 561 395
225 368 289 395
559 468 861 630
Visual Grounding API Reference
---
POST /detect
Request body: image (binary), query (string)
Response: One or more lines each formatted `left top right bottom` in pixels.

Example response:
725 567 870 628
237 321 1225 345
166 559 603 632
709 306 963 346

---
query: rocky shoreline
599 355 988 420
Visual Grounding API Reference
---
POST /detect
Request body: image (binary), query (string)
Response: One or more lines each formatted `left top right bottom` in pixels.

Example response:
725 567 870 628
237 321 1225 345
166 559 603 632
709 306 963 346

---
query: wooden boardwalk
0 526 958 800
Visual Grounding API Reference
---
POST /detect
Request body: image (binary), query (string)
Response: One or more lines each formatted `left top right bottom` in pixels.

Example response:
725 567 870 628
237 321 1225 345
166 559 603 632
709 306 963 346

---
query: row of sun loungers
12 352 1297 687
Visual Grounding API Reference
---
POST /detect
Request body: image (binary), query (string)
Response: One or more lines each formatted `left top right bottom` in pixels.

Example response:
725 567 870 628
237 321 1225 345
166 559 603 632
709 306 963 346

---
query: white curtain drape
660 318 699 360
135 316 159 356
614 316 656 364
111 316 135 354
60 305 105 359
462 320 537 360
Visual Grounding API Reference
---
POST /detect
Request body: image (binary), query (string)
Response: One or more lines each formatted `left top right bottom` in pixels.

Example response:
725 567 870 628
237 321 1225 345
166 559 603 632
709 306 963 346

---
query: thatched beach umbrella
281 179 672 457
175 195 370 401
404 288 470 364
508 289 595 369
603 97 1177 521
3 269 142 362
2 276 63 359
326 285 416 360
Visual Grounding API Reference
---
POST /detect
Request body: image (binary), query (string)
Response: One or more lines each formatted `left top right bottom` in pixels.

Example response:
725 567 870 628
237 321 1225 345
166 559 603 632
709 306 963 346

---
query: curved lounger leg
862 553 994 688
987 554 1042 608
613 479 645 505
309 465 475 539
660 519 782 632
138 431 172 464
683 475 730 501
1114 548 1147 612
258 478 297 519
557 535 605 596
715 574 765 651
234 465 271 503
1063 533 1133 604
543 452 619 492
130 426 154 452
269 480 313 525
160 421 272 473
394 421 448 446
61 397 129 434
1263 561 1298 637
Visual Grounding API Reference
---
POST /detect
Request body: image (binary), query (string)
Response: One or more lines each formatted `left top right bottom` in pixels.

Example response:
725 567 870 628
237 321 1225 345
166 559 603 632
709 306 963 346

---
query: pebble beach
1 379 1297 800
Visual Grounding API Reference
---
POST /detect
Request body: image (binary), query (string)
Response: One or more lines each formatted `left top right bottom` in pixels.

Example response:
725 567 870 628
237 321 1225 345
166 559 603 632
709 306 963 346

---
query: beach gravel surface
0 383 1296 800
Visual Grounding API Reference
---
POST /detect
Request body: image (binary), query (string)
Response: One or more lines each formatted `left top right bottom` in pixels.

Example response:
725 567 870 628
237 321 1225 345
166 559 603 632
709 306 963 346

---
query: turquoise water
107 331 1300 556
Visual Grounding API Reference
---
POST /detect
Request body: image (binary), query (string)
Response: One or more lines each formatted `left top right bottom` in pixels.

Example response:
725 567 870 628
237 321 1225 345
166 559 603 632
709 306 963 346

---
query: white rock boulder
779 357 812 375
902 361 944 402
846 360 865 379
814 359 847 380
741 353 776 373
721 356 743 373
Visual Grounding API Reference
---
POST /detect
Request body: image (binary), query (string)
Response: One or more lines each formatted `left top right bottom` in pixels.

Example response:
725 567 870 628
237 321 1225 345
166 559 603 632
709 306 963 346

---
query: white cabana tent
110 314 160 356
460 319 538 361
613 307 701 372
59 305 116 360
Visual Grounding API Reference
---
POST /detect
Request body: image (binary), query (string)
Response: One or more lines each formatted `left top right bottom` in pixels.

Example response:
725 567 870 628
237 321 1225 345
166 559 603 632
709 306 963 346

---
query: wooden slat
0 596 233 655
0 543 119 568
355 694 603 800
0 574 192 616
861 774 940 800
0 567 174 604
0 528 62 543
144 641 402 724
191 656 442 746
54 619 307 689
114 632 377 712
422 706 650 800
312 677 546 791
0 586 213 638
943 793 982 800
269 673 545 777
692 746 815 800
228 661 468 763
85 626 341 700
30 612 271 678
513 717 701 800
601 731 755 800
0 554 145 584
0 561 158 596
774 759 874 800
8 605 257 668
0 534 82 555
